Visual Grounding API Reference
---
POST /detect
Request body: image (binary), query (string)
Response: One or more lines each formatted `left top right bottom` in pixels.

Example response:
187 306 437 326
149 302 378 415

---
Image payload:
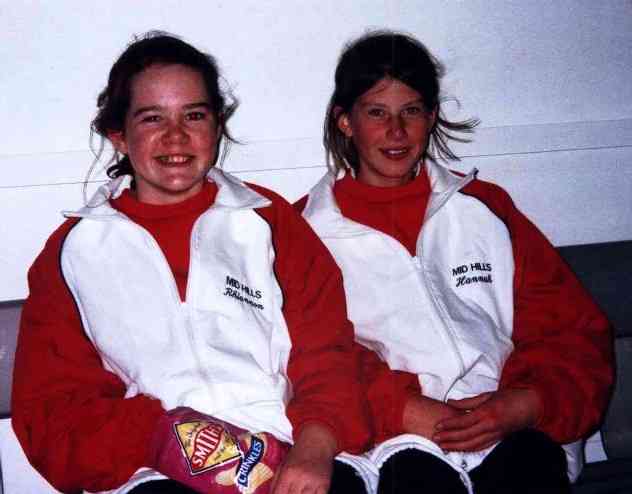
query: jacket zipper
412 231 469 474
367 229 467 381
178 213 218 389
411 252 466 380
413 196 467 386
118 215 211 387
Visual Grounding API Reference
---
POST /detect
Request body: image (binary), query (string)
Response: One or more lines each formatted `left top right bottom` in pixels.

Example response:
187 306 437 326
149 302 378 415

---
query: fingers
268 468 283 494
434 394 509 452
271 424 335 494
270 473 302 494
446 392 492 410
438 430 500 452
270 479 289 494
273 478 330 494
435 409 479 432
432 390 541 454
434 411 502 452
270 462 331 494
435 413 487 441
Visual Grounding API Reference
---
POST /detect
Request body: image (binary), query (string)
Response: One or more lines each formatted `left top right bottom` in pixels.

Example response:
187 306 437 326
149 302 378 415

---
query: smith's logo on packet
174 421 242 475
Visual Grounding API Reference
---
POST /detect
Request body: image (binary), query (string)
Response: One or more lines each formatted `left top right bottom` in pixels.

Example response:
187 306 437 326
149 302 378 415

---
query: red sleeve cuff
288 405 371 454
291 419 339 451
368 371 420 443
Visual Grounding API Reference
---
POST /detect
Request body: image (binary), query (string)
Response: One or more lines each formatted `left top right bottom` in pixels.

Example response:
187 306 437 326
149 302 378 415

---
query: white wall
1 0 631 301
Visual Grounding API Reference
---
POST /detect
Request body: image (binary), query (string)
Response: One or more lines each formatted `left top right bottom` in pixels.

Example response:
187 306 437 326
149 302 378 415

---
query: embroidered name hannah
451 262 493 288
223 275 264 310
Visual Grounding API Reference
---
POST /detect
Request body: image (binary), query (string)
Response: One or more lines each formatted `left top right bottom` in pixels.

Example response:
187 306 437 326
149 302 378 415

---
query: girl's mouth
380 147 411 160
156 154 194 165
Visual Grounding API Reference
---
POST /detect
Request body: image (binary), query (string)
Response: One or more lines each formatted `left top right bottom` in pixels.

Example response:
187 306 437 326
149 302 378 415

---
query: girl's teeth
160 155 190 163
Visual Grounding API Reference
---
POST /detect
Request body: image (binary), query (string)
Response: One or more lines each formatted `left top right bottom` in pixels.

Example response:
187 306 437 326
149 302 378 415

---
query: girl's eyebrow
132 105 161 118
358 101 387 107
131 101 211 118
183 101 212 110
358 97 424 108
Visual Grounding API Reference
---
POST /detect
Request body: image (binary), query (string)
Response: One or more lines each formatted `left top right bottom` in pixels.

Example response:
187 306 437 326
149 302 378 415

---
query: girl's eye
186 111 207 121
367 108 386 118
141 115 161 123
403 106 423 116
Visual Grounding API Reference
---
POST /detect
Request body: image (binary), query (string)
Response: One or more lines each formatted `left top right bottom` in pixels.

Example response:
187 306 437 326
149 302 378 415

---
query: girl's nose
163 120 188 143
388 115 407 139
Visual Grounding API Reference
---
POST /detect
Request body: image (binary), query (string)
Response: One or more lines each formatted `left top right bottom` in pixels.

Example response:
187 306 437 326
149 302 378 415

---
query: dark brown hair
91 31 238 180
324 30 479 172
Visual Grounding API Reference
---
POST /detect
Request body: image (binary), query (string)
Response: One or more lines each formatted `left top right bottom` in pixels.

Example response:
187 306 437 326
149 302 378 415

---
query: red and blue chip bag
150 407 290 494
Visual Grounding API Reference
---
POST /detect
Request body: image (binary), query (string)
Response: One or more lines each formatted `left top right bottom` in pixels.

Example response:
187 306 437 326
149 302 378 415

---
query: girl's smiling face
108 63 219 205
338 78 436 187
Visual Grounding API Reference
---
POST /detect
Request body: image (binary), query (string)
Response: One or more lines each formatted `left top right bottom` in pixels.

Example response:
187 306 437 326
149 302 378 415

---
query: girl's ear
107 130 128 155
334 107 353 138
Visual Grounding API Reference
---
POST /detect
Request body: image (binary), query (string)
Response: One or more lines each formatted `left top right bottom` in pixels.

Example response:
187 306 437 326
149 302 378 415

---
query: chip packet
150 407 290 493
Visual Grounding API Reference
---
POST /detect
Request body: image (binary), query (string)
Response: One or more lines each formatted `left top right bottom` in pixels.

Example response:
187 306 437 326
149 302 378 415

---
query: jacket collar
302 161 477 236
424 160 477 221
63 167 271 219
302 168 374 238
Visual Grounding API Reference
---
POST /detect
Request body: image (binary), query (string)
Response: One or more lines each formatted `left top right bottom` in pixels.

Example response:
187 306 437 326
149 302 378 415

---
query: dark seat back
0 300 22 418
558 240 632 460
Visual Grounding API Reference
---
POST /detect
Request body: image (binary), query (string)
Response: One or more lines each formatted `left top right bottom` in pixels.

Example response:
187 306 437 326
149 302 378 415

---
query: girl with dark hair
12 32 370 494
91 31 237 184
297 30 613 494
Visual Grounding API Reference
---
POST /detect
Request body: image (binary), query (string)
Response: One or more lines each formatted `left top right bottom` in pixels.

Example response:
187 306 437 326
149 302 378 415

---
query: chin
385 167 416 180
